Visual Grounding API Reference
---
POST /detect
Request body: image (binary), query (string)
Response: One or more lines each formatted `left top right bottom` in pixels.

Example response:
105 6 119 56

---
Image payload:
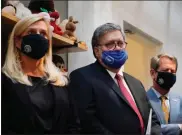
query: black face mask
156 71 176 90
18 34 49 60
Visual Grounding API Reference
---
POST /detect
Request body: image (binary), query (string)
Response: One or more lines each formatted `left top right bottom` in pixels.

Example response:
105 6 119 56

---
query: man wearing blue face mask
147 54 182 135
69 23 161 135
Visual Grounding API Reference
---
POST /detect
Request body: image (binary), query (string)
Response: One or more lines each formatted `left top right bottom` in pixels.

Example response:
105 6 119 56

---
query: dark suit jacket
69 61 161 135
1 72 79 134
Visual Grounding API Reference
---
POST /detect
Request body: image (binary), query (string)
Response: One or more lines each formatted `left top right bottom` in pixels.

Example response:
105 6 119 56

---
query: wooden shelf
1 12 88 53
53 41 88 53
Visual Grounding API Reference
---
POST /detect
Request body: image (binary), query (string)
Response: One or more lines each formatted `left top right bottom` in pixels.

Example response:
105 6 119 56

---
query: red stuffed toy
49 11 63 36
28 0 63 36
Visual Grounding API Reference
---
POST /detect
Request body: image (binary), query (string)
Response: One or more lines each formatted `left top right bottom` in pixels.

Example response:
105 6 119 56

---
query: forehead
27 20 47 31
158 56 176 70
98 30 124 44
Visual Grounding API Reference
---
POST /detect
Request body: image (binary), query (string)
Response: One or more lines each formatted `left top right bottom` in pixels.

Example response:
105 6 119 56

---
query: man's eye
118 42 123 46
106 42 115 47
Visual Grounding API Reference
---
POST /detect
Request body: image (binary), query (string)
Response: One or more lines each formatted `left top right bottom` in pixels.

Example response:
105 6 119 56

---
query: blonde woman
2 13 79 134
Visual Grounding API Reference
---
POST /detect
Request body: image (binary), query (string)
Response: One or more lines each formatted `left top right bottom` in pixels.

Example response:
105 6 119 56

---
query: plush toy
63 16 79 42
52 54 67 73
28 0 55 13
2 0 32 19
49 11 63 36
2 5 16 16
28 0 63 36
59 19 68 33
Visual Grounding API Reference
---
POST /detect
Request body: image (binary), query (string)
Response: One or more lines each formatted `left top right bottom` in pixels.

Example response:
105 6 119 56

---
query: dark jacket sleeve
138 81 162 135
68 70 114 134
145 92 162 135
1 72 21 134
66 85 81 134
1 73 9 133
150 105 163 135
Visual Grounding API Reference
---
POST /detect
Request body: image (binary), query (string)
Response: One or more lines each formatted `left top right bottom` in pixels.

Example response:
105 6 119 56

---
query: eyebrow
162 68 176 72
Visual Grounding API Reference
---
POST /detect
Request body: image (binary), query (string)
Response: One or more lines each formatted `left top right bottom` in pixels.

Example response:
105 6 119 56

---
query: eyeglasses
98 40 128 50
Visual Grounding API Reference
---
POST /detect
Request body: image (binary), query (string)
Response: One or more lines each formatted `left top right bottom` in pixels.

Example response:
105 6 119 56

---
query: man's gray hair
91 23 125 58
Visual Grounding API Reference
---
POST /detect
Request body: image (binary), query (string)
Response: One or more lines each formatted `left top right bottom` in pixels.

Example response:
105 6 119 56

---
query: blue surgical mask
101 50 128 69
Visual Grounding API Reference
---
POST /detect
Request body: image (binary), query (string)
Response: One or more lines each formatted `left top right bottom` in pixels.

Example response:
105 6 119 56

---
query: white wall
53 1 68 68
68 1 182 93
68 1 114 73
112 1 182 93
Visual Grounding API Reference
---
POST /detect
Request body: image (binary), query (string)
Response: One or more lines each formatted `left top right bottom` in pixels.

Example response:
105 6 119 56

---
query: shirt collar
106 67 124 79
152 87 169 99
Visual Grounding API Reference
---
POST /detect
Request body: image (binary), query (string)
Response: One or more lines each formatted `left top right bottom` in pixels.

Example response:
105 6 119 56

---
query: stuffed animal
2 0 32 19
52 54 67 73
49 11 63 36
28 0 55 13
39 8 63 36
2 5 16 16
59 19 68 33
28 0 63 36
63 16 79 42
2 0 15 15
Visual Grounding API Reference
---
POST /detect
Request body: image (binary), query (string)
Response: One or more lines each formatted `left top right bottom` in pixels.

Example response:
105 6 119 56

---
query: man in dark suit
69 23 161 135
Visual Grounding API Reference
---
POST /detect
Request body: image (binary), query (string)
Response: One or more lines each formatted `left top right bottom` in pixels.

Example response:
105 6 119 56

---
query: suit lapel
93 62 131 107
14 82 36 117
169 94 180 123
16 81 67 127
51 85 68 126
52 85 62 124
147 89 166 124
123 73 145 118
104 73 130 105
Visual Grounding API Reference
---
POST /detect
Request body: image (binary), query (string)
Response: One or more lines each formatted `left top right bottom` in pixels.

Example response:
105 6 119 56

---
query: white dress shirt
106 68 136 104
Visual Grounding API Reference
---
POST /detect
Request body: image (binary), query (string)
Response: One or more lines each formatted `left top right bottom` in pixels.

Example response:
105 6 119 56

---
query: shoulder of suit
146 88 154 99
169 92 182 99
70 63 95 76
123 72 141 82
147 88 153 93
1 72 13 84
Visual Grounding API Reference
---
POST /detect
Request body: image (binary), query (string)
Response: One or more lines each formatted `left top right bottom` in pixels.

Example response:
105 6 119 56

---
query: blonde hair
2 13 68 86
150 53 178 71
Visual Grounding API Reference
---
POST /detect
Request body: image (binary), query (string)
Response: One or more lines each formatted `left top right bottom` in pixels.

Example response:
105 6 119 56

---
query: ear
14 36 21 48
150 69 156 80
94 47 100 58
14 37 19 47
